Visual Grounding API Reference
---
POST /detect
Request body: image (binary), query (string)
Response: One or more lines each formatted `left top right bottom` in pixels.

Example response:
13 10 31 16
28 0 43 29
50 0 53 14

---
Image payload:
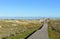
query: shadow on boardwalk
25 24 43 39
25 23 49 39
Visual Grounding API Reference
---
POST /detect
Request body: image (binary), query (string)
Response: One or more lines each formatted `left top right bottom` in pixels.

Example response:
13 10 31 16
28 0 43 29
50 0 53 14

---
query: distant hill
0 17 41 19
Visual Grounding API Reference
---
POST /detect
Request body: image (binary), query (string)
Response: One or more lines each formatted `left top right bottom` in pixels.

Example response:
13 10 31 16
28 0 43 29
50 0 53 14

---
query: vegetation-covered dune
0 19 42 39
48 19 60 39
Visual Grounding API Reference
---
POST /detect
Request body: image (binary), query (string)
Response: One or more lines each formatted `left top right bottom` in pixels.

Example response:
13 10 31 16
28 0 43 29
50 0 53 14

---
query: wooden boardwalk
27 23 49 39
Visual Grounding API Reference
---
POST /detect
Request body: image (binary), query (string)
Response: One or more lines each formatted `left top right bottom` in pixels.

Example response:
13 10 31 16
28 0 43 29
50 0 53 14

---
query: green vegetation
48 19 60 39
0 19 42 39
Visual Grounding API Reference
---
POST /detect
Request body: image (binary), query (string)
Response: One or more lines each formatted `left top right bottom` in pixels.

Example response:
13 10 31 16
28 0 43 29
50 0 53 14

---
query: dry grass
0 19 42 39
48 19 60 39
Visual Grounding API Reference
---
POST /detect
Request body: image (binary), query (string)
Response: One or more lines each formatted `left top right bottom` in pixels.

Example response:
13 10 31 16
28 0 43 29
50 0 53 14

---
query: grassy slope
48 27 60 39
48 19 60 39
0 19 42 39
8 27 40 39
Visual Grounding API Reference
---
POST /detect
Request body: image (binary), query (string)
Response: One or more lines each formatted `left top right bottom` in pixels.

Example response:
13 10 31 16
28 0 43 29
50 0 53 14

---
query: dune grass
48 19 60 39
48 27 60 39
8 27 40 39
0 19 42 39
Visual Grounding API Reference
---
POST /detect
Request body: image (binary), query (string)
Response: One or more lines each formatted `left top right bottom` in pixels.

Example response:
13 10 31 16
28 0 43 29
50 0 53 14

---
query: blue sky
0 0 60 17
